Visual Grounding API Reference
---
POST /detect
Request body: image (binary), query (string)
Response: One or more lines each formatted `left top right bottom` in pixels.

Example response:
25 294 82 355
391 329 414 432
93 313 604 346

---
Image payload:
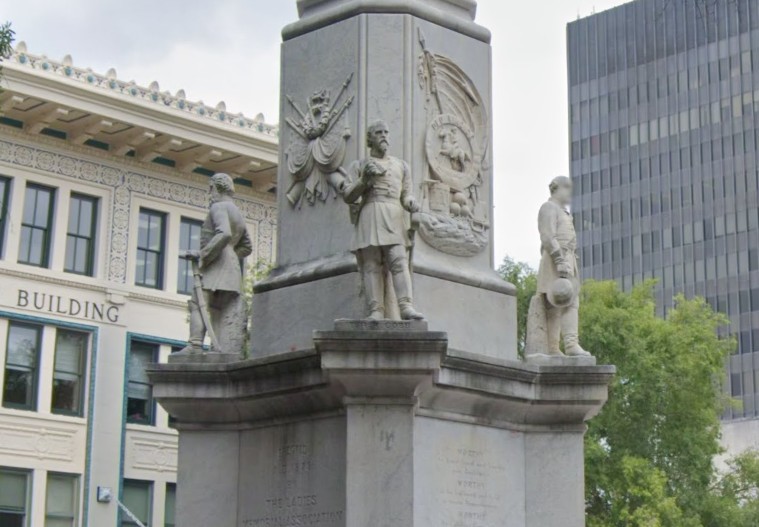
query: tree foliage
580 279 759 525
498 258 759 524
497 256 537 355
0 22 14 91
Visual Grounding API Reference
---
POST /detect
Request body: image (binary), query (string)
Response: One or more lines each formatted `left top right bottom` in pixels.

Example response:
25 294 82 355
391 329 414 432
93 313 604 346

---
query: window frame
135 208 167 290
177 217 203 295
121 479 153 527
18 183 56 268
0 466 31 527
45 472 80 527
0 176 11 259
2 322 42 411
126 340 158 426
51 328 89 417
64 193 99 277
165 482 176 527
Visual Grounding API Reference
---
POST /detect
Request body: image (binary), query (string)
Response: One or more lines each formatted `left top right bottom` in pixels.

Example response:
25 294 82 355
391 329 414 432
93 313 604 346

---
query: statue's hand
404 197 420 213
361 161 383 184
184 250 201 262
557 262 572 278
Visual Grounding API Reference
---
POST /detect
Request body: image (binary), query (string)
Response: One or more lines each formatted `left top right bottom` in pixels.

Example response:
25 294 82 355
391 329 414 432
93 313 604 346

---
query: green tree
497 256 537 355
242 259 272 357
0 22 14 90
581 279 738 525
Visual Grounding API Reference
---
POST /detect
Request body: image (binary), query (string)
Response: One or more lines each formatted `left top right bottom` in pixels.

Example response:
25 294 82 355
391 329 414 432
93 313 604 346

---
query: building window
121 479 152 527
52 330 88 416
2 323 42 411
65 194 98 276
18 183 55 268
0 467 30 527
0 176 11 258
127 341 157 425
45 473 79 527
165 483 176 527
177 218 202 295
135 209 166 289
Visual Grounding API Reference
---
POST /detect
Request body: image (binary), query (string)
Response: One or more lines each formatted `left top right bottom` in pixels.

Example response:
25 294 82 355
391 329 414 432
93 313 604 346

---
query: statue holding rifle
179 173 252 355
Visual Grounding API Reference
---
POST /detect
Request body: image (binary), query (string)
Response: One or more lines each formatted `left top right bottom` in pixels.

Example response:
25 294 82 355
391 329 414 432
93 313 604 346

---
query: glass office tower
568 0 759 422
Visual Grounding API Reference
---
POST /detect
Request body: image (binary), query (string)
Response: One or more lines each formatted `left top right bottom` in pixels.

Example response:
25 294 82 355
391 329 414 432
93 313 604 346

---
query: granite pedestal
149 324 613 527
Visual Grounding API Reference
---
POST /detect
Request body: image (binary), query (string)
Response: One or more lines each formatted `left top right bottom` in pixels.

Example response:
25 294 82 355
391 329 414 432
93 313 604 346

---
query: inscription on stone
333 318 428 332
241 441 344 527
436 444 507 527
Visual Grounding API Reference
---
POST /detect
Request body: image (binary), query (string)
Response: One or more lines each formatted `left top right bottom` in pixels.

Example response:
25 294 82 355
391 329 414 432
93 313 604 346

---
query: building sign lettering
17 289 120 324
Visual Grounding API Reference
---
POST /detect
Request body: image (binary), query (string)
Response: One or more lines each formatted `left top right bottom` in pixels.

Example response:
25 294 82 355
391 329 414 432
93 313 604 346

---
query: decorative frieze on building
0 136 276 283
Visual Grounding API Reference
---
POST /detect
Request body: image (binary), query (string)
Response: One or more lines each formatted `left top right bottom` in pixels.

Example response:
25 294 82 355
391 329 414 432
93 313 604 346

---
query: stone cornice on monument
0 43 280 193
285 0 491 42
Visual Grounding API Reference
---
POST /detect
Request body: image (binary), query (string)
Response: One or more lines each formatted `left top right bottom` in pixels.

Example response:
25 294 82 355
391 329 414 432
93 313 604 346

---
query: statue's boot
545 304 564 355
392 269 425 320
364 270 386 320
563 307 590 357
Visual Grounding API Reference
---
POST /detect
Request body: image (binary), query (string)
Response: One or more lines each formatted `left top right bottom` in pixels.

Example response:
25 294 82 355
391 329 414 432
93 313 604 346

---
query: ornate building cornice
7 42 279 138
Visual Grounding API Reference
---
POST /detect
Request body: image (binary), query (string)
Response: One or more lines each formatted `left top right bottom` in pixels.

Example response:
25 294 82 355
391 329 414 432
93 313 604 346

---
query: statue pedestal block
149 328 614 527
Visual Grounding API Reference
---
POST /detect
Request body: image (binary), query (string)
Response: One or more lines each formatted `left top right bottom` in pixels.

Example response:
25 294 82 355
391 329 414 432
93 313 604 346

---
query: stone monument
342 119 424 321
249 0 514 360
525 176 592 363
176 172 252 358
148 3 614 527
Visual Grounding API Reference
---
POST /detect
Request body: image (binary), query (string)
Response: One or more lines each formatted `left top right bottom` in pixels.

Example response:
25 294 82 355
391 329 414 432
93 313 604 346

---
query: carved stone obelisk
250 0 516 360
149 3 615 527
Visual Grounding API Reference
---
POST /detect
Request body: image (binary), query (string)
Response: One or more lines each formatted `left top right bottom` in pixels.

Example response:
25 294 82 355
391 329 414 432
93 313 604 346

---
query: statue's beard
374 140 389 154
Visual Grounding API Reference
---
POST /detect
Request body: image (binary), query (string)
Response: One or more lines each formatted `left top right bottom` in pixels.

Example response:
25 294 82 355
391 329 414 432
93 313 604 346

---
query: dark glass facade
568 0 759 419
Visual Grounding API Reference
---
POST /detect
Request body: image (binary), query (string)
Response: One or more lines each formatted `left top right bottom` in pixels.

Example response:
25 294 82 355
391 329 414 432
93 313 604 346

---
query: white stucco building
0 43 278 526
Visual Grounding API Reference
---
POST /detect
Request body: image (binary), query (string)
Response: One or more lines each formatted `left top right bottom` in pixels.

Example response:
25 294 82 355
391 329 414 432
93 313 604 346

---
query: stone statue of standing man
525 176 590 358
179 173 252 355
342 120 425 321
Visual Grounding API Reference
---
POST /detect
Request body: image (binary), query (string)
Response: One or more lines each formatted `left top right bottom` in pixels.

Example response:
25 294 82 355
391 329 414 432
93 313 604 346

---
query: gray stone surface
287 0 491 43
414 416 525 526
149 330 614 527
333 318 428 332
525 432 586 527
341 120 425 321
252 270 517 360
524 354 597 367
251 6 516 359
526 176 590 359
175 431 239 527
168 351 241 365
180 173 251 356
238 418 346 527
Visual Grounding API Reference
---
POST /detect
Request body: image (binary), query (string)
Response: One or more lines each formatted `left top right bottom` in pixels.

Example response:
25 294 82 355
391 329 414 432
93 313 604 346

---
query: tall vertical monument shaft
252 0 516 359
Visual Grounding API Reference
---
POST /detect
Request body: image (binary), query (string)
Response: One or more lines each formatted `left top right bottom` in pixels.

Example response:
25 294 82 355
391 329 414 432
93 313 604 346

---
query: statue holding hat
524 176 590 358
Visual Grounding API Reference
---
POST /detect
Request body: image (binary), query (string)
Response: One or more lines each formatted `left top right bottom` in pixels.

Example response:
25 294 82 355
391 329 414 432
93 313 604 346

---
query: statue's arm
538 203 561 256
235 226 253 259
343 161 366 204
200 203 232 265
400 161 419 212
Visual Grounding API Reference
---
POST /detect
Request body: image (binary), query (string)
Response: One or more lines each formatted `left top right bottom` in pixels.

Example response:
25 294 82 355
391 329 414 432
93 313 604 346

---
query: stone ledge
524 353 597 367
333 318 429 332
168 351 241 365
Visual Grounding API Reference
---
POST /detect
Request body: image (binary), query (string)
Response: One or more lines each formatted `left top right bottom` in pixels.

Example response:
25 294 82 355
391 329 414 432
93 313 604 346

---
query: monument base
149 325 614 527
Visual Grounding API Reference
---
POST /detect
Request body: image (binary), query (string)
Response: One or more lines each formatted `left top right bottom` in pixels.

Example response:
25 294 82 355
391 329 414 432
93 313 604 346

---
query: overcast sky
0 0 629 268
